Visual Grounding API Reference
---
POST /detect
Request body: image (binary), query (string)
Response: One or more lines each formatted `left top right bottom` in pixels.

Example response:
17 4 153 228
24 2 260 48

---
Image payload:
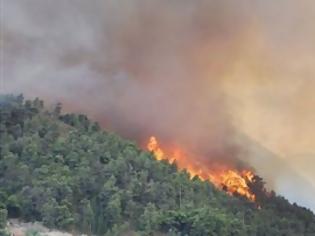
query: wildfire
147 136 256 201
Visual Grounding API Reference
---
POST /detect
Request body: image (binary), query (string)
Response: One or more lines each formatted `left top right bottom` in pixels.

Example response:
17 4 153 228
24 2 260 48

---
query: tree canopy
0 94 314 235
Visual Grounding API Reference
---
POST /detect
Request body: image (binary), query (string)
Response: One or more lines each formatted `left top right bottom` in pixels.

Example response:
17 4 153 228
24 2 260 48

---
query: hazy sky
1 0 314 211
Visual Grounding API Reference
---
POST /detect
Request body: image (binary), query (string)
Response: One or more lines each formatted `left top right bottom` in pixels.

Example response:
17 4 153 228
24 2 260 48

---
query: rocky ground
7 220 77 236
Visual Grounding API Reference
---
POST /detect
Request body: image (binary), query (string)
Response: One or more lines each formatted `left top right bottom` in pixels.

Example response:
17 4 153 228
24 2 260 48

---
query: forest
0 94 314 236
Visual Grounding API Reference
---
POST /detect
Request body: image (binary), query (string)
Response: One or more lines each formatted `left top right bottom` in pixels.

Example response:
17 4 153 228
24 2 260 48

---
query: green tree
77 199 94 235
139 203 161 234
106 194 122 228
0 208 8 228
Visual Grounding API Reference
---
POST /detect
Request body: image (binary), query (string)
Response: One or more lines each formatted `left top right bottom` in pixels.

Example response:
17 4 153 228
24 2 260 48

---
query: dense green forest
0 94 314 236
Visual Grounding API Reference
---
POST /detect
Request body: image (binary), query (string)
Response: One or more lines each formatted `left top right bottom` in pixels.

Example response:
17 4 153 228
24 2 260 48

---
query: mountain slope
234 132 315 212
0 95 314 236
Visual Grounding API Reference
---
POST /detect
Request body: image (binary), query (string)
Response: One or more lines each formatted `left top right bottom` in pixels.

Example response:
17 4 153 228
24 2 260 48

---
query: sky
1 0 314 211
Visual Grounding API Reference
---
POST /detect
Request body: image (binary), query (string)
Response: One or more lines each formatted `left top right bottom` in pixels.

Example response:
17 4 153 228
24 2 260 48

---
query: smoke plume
1 0 314 211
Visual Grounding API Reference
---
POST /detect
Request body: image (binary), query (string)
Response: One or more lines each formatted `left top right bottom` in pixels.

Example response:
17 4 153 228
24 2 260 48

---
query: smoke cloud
1 0 314 211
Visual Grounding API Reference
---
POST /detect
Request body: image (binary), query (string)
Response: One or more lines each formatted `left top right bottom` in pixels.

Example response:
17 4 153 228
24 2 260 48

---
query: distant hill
234 132 315 213
1 94 314 236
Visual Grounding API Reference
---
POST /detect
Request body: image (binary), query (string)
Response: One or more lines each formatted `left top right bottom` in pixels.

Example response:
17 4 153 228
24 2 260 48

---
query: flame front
147 136 256 201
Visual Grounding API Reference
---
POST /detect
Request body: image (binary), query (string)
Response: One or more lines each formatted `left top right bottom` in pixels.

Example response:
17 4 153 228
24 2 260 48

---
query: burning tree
147 136 270 203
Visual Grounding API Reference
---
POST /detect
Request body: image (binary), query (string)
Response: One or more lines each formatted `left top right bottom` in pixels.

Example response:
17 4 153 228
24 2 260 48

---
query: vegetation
25 229 43 236
0 94 314 235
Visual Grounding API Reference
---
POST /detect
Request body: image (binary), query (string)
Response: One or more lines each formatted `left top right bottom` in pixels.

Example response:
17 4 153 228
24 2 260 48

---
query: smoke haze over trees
1 0 315 211
0 95 314 235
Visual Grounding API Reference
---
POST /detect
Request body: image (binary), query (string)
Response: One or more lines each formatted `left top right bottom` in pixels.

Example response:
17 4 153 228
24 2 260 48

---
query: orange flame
147 136 256 201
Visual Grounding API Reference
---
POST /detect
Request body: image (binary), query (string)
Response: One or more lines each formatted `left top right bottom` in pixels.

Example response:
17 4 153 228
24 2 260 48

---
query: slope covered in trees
0 94 314 236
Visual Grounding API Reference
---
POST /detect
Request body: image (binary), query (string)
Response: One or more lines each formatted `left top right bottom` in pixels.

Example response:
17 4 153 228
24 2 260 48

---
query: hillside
0 94 315 236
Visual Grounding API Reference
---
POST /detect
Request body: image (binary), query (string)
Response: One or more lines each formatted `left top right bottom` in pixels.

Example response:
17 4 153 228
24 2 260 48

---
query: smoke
1 0 254 156
1 0 314 211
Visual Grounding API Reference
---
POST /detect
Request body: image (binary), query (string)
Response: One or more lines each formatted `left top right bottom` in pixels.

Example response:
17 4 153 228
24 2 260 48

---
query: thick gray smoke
1 0 314 211
1 0 253 156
